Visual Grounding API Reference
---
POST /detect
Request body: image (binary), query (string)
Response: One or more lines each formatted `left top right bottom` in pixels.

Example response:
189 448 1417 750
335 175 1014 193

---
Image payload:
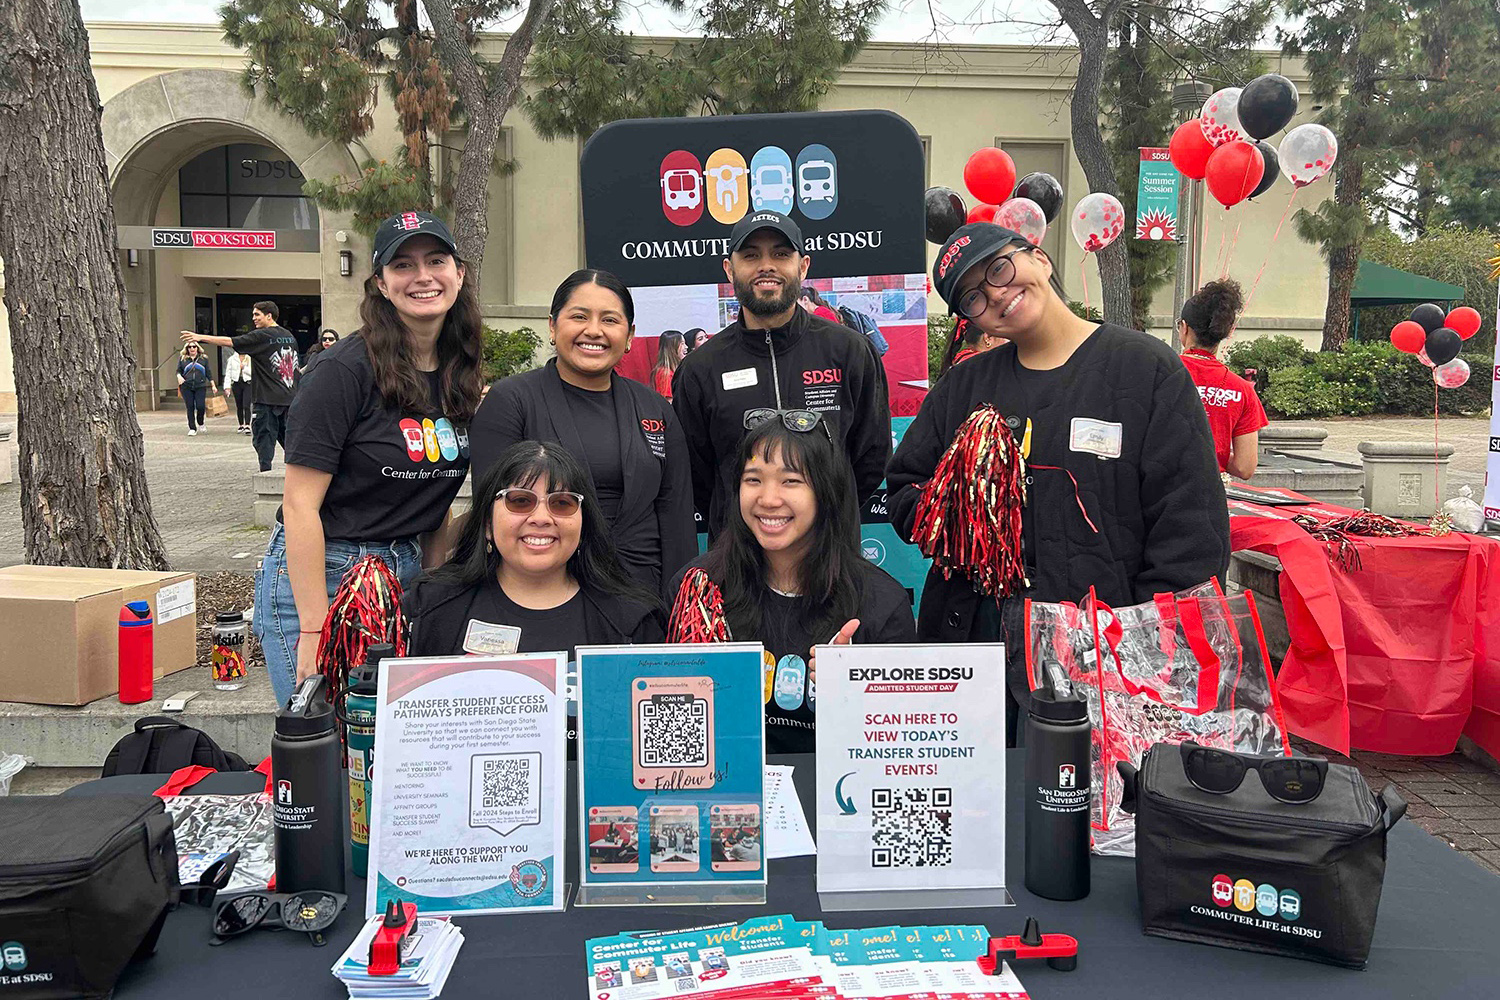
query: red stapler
977 916 1079 974
367 899 417 976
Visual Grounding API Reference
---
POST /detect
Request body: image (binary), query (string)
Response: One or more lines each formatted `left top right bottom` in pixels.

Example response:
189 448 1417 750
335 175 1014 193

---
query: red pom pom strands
667 567 733 643
911 404 1029 597
317 555 407 708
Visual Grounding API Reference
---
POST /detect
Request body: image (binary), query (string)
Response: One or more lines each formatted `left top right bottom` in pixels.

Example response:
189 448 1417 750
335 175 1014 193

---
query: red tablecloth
1229 486 1500 759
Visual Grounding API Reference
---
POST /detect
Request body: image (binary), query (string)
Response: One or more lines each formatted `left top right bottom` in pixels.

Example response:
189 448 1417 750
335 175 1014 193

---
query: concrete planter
1357 441 1454 518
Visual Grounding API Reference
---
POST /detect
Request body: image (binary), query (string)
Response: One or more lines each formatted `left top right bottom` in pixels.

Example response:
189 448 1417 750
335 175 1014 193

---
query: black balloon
924 186 967 244
1426 327 1462 366
1411 302 1447 333
1014 172 1064 223
1238 74 1299 140
1249 141 1280 199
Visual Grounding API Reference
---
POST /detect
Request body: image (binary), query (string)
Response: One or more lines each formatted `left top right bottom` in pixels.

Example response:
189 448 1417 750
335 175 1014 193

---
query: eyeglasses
742 408 834 444
210 889 348 947
498 487 584 517
955 247 1031 320
1180 742 1328 804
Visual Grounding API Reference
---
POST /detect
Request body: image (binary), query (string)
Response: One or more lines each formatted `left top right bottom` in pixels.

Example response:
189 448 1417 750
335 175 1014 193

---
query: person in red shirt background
652 329 686 400
1178 279 1268 480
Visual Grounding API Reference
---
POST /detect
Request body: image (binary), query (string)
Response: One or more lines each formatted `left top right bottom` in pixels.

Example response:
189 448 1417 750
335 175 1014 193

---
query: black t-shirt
559 380 625 521
232 325 300 407
283 336 469 541
465 583 588 661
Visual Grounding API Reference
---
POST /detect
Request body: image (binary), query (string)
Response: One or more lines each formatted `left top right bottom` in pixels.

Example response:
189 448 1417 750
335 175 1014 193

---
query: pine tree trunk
1319 33 1376 352
0 0 170 569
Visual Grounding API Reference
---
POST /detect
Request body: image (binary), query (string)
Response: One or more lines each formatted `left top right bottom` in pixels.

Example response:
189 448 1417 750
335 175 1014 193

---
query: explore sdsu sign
151 228 276 250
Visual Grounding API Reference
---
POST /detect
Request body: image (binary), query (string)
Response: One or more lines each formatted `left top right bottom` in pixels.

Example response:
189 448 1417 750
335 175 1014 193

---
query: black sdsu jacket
671 308 890 538
887 323 1230 644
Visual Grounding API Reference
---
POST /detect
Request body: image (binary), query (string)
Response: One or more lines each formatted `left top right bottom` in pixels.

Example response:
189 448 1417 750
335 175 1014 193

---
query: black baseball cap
727 211 804 255
932 222 1029 314
371 211 459 269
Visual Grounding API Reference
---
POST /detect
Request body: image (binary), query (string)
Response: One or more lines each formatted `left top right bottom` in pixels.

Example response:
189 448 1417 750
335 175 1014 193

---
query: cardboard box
0 565 198 705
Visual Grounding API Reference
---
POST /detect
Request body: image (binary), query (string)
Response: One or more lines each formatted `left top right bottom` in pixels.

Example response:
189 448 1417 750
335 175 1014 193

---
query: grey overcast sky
78 1 1053 45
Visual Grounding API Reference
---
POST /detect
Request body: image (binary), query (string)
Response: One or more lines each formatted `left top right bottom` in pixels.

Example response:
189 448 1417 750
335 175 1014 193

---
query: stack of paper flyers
584 915 1028 999
331 915 464 999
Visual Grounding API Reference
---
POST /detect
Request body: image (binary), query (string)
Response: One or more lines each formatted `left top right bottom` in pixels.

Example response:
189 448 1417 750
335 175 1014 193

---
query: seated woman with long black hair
405 441 664 659
666 414 915 753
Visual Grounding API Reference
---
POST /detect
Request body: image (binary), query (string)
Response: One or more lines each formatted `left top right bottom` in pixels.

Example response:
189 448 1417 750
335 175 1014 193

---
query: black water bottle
272 674 345 894
1024 676 1091 901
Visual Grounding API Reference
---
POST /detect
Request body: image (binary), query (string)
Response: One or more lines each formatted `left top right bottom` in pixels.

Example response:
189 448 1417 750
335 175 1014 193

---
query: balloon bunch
923 146 1063 246
1390 303 1480 387
1169 74 1336 208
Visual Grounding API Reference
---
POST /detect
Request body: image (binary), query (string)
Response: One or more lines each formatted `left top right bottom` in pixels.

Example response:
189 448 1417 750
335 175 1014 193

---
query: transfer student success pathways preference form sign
815 644 1009 908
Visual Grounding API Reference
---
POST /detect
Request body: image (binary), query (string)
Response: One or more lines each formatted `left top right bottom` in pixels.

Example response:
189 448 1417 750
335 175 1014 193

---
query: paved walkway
1283 415 1491 498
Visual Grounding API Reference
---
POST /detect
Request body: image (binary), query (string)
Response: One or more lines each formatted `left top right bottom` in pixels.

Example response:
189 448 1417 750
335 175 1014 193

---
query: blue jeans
254 522 422 707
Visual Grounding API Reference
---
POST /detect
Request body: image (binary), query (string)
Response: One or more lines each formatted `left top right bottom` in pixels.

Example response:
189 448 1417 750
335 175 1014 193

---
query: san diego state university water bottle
1024 675 1092 901
272 674 346 893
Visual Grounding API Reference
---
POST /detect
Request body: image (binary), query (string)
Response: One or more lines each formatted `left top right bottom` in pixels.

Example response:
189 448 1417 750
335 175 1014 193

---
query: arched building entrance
101 69 365 409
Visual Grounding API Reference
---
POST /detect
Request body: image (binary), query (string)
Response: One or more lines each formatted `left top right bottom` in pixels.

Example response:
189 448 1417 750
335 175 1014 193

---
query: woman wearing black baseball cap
887 222 1229 742
254 210 484 705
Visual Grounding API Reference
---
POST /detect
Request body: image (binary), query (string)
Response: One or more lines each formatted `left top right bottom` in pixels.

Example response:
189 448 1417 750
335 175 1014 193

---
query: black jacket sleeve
856 572 918 645
631 607 668 645
656 405 699 593
1132 357 1232 601
885 372 965 541
671 363 717 522
845 336 891 500
468 378 528 483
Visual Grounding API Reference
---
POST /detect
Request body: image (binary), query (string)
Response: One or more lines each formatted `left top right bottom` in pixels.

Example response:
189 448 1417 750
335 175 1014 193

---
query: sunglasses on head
1180 742 1328 804
210 889 348 947
497 487 583 517
742 408 833 443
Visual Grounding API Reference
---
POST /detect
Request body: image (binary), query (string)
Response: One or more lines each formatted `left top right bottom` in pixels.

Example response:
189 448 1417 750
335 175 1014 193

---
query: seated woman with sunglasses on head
888 223 1229 742
667 411 915 753
405 441 665 660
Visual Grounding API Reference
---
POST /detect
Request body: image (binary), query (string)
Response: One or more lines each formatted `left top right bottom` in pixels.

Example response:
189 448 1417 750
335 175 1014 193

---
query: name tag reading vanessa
721 367 759 391
462 619 521 656
1069 417 1123 459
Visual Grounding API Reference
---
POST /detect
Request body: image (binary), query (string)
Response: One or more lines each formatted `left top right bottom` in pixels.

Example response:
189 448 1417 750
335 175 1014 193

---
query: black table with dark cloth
65 751 1498 999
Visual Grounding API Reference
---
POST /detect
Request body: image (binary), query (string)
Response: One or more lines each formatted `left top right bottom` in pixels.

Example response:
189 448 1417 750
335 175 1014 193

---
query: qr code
481 756 530 809
871 787 953 867
639 695 708 766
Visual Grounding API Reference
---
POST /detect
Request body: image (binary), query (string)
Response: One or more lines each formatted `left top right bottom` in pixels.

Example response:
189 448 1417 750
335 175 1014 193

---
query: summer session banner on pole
815 644 1009 910
367 654 567 917
1135 147 1179 241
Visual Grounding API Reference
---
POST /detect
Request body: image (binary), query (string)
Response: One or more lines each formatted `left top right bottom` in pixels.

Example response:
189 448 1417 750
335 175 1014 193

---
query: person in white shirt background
223 350 253 433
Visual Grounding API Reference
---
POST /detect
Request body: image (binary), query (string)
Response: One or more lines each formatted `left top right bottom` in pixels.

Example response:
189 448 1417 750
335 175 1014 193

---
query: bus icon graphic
795 143 838 219
660 150 704 227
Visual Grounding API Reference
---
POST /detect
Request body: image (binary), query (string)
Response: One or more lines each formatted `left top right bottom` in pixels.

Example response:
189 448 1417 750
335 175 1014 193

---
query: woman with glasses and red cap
887 222 1228 743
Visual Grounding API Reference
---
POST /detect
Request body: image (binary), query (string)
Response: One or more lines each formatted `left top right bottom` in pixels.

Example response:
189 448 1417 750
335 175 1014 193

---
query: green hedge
1226 337 1491 418
481 324 542 382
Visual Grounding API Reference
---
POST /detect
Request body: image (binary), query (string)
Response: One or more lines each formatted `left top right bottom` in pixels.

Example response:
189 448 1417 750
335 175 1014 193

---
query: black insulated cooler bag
0 794 179 998
1119 744 1406 969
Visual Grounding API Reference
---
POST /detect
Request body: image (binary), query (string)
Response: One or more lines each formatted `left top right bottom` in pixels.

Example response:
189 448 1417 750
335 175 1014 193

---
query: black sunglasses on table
1180 741 1329 804
210 888 348 947
742 407 834 444
955 246 1033 320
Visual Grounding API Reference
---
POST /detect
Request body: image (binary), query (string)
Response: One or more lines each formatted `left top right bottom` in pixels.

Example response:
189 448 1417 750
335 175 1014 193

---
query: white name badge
463 619 521 655
1069 417 1123 459
722 367 759 391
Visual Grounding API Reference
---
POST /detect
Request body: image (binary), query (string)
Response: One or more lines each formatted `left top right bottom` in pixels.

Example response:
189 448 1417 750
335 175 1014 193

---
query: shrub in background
481 324 542 382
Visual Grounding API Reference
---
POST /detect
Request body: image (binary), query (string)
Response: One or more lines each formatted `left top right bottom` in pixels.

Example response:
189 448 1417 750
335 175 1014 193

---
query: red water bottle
118 600 154 704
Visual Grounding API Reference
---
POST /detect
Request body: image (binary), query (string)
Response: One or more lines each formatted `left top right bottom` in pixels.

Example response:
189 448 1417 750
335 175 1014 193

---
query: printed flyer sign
367 654 567 917
577 644 766 902
815 644 1009 907
1134 147 1179 241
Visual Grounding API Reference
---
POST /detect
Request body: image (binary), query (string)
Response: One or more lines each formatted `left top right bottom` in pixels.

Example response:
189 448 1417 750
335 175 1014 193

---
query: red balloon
1446 306 1482 340
963 148 1018 207
1390 320 1426 354
1204 141 1265 208
1170 118 1215 180
967 203 998 224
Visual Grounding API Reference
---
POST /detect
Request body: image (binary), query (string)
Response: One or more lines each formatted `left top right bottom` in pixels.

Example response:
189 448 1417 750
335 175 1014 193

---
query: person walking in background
296 328 340 385
685 328 710 352
182 299 299 471
652 330 686 400
798 286 840 324
1178 279 1266 480
176 341 216 436
223 349 253 433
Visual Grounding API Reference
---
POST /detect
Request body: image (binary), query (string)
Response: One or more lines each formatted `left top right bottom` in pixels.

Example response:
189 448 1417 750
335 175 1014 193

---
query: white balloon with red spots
1200 88 1248 147
1277 124 1338 187
995 197 1048 247
1071 192 1125 253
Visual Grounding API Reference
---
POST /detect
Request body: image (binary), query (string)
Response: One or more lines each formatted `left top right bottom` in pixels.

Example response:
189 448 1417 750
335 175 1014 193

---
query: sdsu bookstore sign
580 110 925 286
151 228 276 250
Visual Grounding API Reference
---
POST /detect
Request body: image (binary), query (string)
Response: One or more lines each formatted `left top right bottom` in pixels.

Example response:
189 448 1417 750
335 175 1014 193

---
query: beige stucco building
0 21 1331 413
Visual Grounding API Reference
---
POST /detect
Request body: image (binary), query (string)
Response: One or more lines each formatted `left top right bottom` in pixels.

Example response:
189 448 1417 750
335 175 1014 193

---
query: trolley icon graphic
662 169 701 211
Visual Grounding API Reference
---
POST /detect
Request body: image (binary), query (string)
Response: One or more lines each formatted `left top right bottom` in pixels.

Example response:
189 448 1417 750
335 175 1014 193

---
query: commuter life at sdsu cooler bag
1119 743 1407 969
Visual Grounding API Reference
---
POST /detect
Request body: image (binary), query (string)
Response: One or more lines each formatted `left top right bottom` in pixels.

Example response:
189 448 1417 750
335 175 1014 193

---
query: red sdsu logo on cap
397 212 424 231
803 368 843 385
937 235 971 279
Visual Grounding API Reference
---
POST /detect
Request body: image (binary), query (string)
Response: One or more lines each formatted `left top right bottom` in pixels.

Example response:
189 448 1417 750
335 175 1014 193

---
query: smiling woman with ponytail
1178 278 1267 480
